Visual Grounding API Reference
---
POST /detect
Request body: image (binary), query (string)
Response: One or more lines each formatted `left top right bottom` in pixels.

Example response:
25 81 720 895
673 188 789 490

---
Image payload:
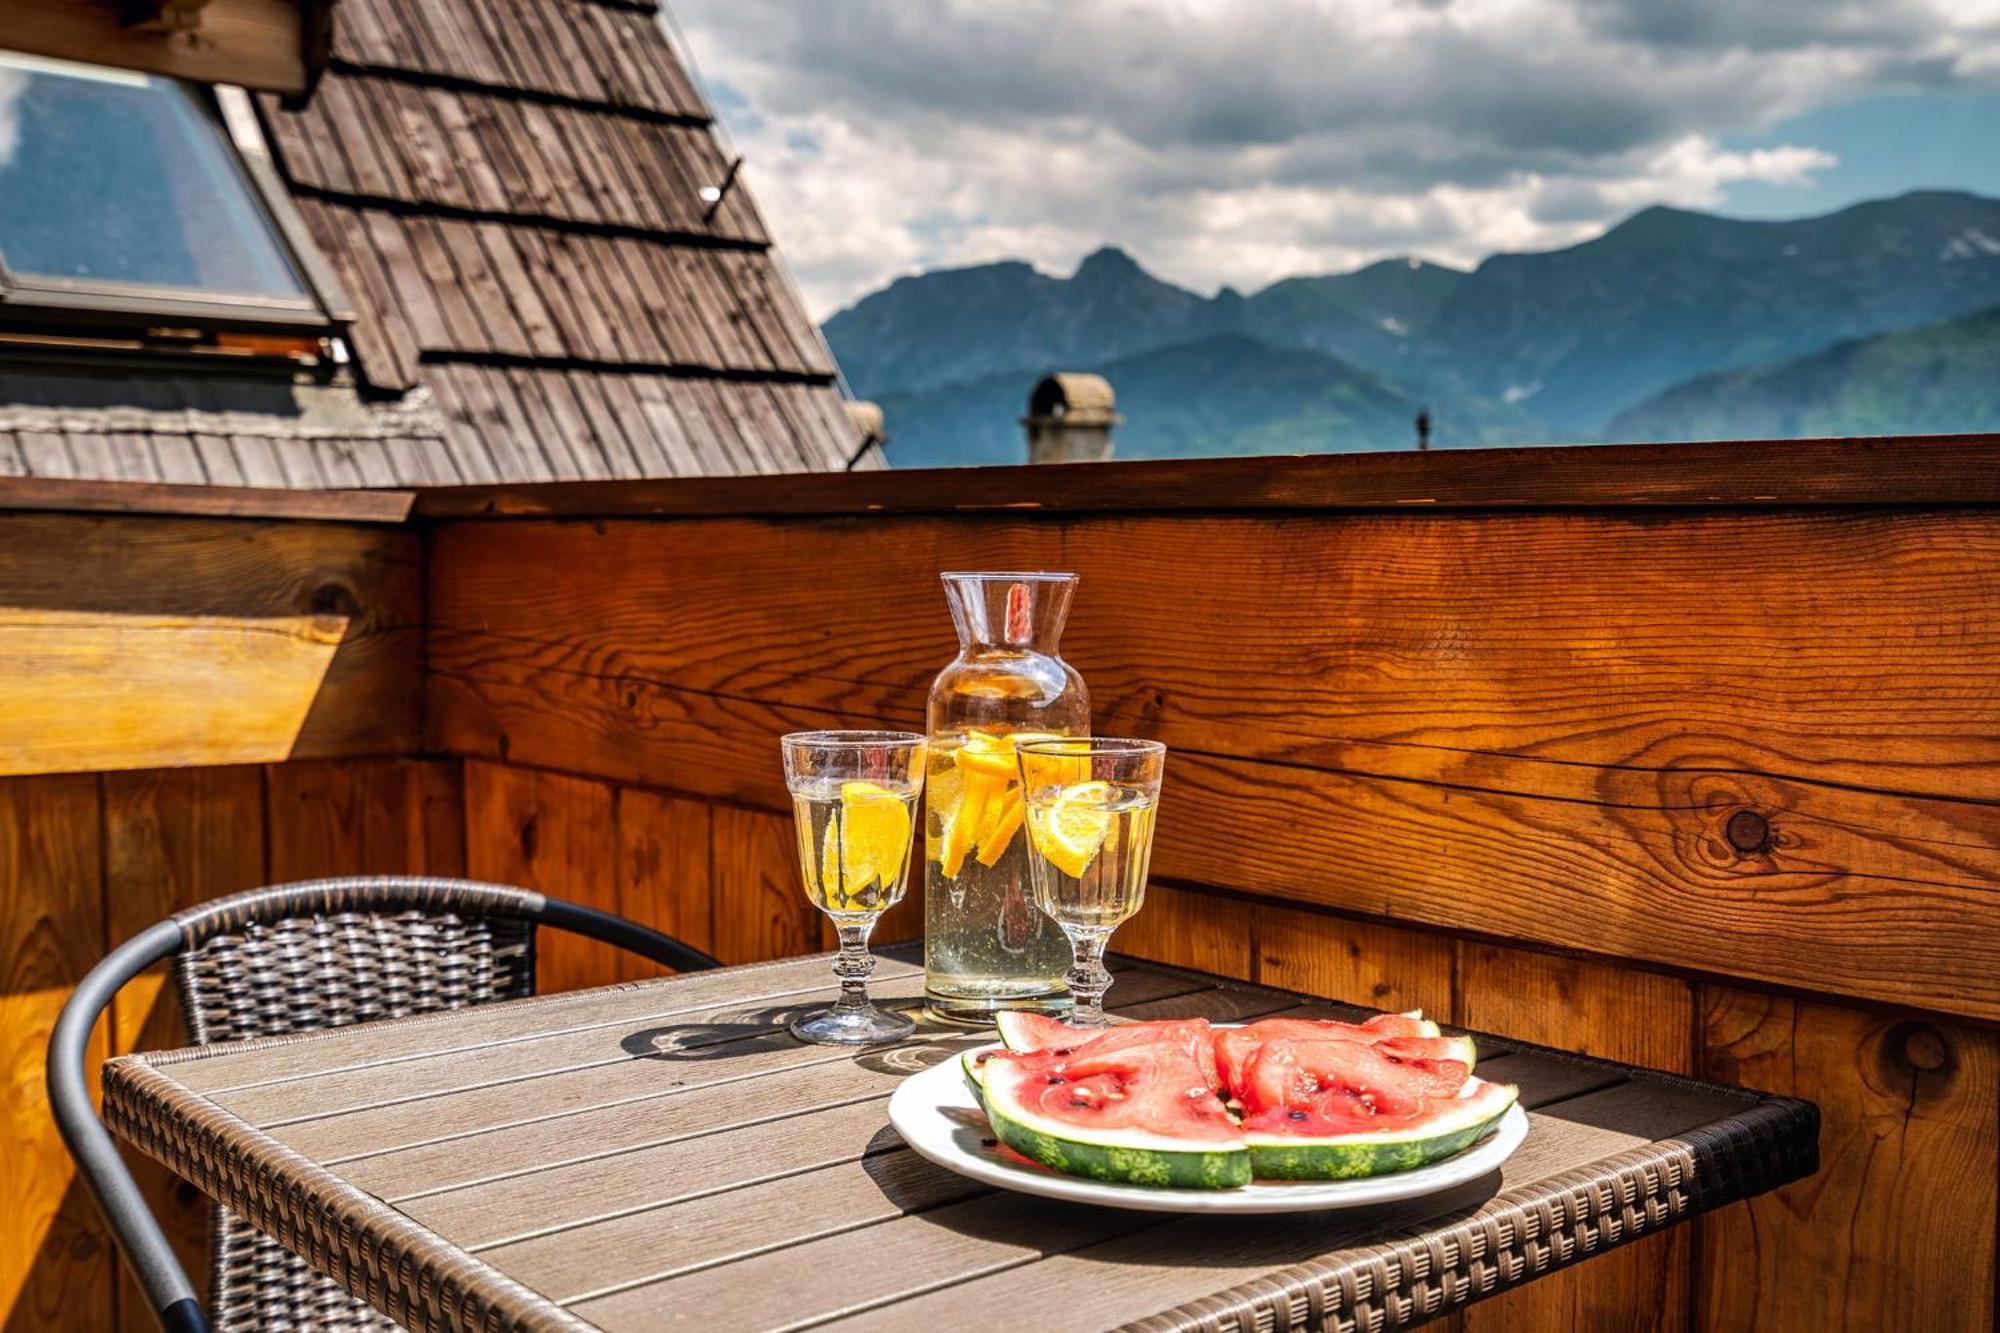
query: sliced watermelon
1235 1035 1471 1117
977 1044 1251 1189
1242 1079 1518 1180
997 1014 1223 1094
994 1011 1082 1054
1214 1016 1474 1099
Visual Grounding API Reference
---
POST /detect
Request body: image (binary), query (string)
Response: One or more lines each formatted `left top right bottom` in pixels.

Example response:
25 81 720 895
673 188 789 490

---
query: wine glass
780 730 926 1044
1016 737 1167 1028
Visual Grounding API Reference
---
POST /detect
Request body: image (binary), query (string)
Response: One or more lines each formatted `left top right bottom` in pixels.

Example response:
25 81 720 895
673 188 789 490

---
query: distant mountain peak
1073 245 1146 280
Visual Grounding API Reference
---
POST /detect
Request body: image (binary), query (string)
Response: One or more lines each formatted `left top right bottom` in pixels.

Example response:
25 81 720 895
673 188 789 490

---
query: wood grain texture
412 434 2000 519
1698 986 1998 1332
266 758 465 882
1455 944 1695 1333
1251 903 1454 1018
1111 882 1253 981
0 774 112 1333
425 509 2000 1018
0 514 422 777
616 787 713 977
463 761 618 994
709 803 818 966
102 766 266 1333
0 0 311 95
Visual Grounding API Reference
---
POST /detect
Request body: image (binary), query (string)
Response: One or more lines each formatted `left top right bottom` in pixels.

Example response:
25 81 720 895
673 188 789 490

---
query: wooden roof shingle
0 0 867 488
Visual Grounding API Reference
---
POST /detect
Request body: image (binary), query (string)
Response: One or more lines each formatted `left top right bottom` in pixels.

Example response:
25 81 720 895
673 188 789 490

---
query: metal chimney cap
1022 372 1120 427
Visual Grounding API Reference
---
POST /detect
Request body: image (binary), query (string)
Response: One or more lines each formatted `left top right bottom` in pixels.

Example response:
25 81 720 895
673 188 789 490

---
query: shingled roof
0 0 871 487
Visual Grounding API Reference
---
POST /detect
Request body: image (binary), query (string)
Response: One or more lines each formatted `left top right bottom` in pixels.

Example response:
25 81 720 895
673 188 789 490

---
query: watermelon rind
1244 1079 1518 1181
960 1050 988 1103
979 1057 1252 1189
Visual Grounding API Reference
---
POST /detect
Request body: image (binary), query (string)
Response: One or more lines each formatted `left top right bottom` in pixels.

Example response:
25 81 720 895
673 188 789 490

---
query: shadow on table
616 996 960 1066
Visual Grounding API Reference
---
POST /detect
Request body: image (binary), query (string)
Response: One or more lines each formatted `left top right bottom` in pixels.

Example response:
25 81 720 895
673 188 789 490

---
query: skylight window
0 50 337 335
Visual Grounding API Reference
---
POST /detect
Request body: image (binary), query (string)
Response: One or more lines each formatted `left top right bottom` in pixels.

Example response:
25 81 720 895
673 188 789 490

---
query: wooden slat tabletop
102 947 1817 1333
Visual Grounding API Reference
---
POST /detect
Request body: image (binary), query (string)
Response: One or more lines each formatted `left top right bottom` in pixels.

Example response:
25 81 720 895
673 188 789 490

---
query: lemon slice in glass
821 780 912 895
1030 780 1113 879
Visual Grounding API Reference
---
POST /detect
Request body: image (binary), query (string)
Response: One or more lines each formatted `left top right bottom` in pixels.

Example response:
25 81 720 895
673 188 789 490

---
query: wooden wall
0 496 431 1333
1 757 465 1333
425 498 2000 1333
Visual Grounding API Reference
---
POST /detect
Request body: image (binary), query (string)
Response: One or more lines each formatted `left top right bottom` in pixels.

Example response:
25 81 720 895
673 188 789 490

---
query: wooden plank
324 971 1240 1199
1111 882 1253 980
206 968 931 1124
412 435 2000 519
102 766 265 1333
709 803 818 966
0 774 112 1333
1252 902 1454 1018
266 757 463 882
0 0 312 95
1456 944 1695 1333
170 952 923 1094
0 513 422 777
1697 986 1998 1332
616 787 713 977
477 986 1306 1303
341 1030 990 1201
569 1188 1143 1332
268 963 1209 1167
425 508 2000 1016
395 983 1293 1252
488 1152 985 1305
463 762 620 995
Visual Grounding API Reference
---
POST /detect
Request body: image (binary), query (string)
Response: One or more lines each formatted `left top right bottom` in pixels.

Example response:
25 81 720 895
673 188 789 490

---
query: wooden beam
0 0 322 98
0 512 421 776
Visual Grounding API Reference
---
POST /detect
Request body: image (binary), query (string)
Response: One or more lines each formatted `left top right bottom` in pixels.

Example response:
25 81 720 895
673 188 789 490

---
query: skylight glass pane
0 51 309 302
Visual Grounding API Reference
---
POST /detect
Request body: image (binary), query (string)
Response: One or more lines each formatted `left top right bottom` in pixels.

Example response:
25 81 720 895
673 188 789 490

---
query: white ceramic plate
887 1043 1527 1214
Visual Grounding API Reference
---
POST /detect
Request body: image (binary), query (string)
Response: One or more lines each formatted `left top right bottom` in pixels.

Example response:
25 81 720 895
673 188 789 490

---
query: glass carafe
923 572 1088 1024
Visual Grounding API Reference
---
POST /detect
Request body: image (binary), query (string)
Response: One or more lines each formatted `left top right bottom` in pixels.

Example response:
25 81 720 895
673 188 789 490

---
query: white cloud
669 0 2000 317
0 69 28 169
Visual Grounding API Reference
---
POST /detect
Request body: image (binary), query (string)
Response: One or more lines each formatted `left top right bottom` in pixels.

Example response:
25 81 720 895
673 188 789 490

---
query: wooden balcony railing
1 438 1995 1332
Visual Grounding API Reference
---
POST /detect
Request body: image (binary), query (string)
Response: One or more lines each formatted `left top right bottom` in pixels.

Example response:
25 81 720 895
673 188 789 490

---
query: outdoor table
102 946 1817 1332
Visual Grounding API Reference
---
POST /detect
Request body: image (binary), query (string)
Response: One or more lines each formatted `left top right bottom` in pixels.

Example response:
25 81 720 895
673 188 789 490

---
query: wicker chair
48 876 721 1333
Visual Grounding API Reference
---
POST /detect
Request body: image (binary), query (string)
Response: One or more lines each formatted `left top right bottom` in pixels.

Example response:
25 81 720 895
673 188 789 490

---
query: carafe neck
942 572 1076 655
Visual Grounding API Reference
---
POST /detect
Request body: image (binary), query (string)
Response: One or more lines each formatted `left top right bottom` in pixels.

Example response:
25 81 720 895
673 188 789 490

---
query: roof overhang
0 0 335 102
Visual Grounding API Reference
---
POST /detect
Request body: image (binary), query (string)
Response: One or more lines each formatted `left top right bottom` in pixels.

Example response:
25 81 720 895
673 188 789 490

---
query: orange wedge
974 790 1026 867
938 770 993 878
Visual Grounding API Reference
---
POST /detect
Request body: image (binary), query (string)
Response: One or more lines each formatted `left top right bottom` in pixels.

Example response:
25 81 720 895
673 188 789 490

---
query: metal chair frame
47 876 720 1333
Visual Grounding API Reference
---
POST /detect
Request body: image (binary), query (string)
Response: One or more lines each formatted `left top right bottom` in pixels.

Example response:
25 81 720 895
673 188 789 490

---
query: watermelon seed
1288 1110 1308 1121
1045 1074 1066 1085
981 1138 998 1147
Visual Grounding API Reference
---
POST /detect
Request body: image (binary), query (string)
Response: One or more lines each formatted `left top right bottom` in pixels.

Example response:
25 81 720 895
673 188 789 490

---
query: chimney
1023 373 1119 464
844 400 886 467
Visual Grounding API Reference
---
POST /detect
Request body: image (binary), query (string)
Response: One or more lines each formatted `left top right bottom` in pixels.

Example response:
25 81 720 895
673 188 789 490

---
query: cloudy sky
671 1 2000 318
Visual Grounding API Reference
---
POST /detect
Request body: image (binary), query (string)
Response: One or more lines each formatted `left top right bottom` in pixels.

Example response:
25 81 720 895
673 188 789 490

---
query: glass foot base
923 991 1072 1028
789 1004 916 1046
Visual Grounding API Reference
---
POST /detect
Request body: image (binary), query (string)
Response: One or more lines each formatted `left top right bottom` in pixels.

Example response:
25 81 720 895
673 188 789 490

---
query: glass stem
1064 928 1114 1028
832 919 878 1012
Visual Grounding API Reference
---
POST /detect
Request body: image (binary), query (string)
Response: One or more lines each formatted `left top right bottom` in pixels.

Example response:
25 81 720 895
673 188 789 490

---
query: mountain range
821 190 2000 466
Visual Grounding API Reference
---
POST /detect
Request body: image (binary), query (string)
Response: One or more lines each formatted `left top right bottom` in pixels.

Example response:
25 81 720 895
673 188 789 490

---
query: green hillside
1607 304 2000 441
878 334 1541 468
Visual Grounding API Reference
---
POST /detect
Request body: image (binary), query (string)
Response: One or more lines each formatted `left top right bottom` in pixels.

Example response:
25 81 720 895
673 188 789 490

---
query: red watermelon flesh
1234 1035 1471 1135
1214 1021 1463 1099
1004 1017 1223 1094
985 1043 1239 1143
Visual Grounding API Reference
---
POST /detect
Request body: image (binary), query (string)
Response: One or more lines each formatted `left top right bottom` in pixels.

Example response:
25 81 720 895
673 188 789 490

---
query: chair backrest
49 876 720 1333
